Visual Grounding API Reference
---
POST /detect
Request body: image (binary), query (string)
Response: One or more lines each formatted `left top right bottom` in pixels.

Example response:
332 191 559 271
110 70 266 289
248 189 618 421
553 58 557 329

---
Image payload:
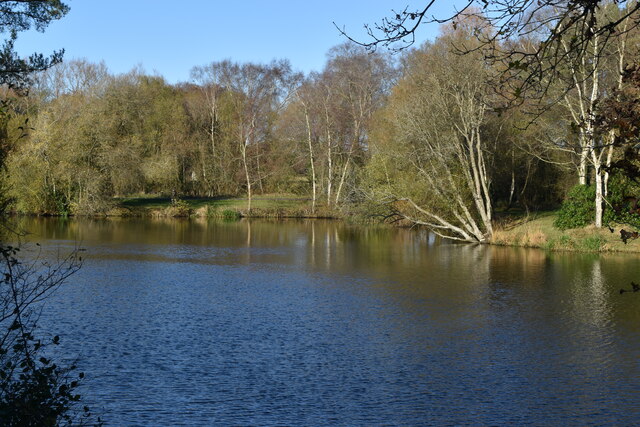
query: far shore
13 195 640 253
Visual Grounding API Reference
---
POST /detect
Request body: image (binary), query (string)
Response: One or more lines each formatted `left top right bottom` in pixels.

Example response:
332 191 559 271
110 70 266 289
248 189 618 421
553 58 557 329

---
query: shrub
205 205 217 218
554 185 595 230
165 199 191 217
603 173 640 228
222 209 241 221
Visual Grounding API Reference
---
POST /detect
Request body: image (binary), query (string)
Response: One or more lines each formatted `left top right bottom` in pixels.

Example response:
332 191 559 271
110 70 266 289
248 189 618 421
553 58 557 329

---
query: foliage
603 173 640 228
598 64 640 185
0 0 69 91
0 2 104 424
554 185 596 230
222 209 241 221
165 198 191 217
0 245 101 426
345 1 640 104
364 22 499 242
0 4 635 241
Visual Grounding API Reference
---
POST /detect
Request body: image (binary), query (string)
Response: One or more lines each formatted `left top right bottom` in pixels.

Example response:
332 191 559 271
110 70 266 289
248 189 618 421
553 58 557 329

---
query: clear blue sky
13 0 460 84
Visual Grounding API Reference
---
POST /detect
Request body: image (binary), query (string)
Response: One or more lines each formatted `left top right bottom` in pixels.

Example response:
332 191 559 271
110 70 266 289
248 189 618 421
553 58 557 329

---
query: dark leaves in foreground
0 246 102 426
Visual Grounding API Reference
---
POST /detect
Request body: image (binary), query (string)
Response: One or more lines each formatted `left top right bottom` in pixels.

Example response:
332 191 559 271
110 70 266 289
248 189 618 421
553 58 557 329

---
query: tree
99 72 191 197
0 0 71 200
0 0 69 187
33 59 109 100
341 0 640 99
189 66 247 197
348 1 640 229
277 77 321 214
291 71 341 207
8 63 114 215
323 43 395 206
0 0 69 91
0 2 102 424
598 64 640 187
544 3 639 227
193 60 300 212
366 22 500 242
189 66 228 196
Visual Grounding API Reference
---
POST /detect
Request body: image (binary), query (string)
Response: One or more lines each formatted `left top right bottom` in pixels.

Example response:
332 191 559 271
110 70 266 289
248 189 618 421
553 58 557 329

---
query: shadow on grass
116 195 311 211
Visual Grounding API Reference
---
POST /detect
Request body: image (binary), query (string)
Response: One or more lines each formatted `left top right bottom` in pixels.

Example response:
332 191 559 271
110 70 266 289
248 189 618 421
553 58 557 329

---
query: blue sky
13 0 460 84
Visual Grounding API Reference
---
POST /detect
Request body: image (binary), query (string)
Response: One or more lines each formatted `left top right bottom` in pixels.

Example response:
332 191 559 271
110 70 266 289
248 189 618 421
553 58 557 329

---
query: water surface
16 217 640 425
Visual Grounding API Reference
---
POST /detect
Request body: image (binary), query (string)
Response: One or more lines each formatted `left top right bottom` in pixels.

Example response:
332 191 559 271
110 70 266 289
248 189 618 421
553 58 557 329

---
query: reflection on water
12 217 640 425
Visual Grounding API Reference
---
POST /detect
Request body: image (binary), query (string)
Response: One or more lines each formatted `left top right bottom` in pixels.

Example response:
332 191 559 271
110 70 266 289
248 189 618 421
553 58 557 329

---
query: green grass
118 195 305 209
113 194 335 218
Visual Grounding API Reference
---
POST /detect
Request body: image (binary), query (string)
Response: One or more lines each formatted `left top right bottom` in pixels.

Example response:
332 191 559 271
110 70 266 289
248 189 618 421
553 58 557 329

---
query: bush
165 199 191 217
204 205 217 218
222 209 241 221
554 185 595 230
603 173 640 228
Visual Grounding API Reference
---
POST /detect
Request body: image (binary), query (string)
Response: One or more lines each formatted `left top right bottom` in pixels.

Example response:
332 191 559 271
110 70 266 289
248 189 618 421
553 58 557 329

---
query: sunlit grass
113 194 331 218
492 211 638 252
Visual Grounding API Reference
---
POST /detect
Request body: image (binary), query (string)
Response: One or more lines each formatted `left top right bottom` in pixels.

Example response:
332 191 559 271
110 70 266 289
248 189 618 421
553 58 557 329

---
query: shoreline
491 213 640 254
11 199 640 254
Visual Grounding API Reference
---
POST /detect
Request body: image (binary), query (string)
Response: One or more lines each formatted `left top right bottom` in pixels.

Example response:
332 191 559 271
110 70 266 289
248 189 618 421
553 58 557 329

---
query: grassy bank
492 211 639 253
26 196 638 253
110 194 340 219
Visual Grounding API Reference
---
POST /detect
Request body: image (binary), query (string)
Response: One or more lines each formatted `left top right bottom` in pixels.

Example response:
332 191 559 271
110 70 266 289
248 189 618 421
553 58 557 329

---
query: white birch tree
367 24 498 242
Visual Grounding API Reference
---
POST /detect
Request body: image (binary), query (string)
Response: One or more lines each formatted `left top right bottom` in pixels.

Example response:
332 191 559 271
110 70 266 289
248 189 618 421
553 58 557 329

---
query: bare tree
33 59 109 100
368 24 499 242
532 3 638 226
345 1 639 228
338 1 640 101
294 81 319 213
321 44 395 206
196 60 300 212
190 65 228 196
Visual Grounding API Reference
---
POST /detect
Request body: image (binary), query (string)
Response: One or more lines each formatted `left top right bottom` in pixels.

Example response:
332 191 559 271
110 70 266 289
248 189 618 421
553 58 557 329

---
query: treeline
1 3 639 242
2 43 394 216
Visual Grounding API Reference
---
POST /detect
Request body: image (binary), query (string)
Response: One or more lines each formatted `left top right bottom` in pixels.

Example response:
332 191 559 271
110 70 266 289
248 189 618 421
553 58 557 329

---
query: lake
14 217 640 425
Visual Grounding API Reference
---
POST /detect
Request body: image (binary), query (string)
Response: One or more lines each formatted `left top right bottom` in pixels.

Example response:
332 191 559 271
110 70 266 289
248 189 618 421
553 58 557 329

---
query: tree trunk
594 165 603 228
578 146 588 185
304 107 317 214
243 149 252 213
241 132 252 213
323 101 333 207
334 157 349 205
334 121 360 205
